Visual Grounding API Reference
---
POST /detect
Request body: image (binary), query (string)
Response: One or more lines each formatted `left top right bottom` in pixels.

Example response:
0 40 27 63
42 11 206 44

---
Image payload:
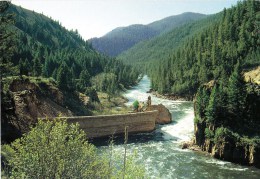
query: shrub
133 100 139 110
85 87 100 103
2 119 147 178
205 128 214 140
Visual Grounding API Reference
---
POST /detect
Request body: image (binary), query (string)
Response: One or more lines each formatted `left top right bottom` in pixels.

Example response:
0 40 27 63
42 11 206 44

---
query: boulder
146 104 172 124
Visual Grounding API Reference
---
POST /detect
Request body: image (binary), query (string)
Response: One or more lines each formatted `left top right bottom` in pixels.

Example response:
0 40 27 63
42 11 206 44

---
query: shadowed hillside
89 12 206 56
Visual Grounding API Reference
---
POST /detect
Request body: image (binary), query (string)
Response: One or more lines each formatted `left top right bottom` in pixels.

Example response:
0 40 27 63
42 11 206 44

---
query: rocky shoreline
181 137 260 169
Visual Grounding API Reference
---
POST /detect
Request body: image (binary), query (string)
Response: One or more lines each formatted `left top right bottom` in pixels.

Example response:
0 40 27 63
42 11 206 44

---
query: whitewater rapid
98 75 260 179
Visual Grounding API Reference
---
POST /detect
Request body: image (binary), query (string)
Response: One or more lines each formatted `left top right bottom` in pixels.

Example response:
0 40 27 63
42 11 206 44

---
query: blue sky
12 0 239 40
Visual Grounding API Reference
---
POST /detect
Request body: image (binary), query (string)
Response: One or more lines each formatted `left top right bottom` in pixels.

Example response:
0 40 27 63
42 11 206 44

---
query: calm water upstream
98 75 260 179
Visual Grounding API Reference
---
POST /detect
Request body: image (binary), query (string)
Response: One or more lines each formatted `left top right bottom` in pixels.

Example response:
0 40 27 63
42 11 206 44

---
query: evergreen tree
43 58 51 77
0 1 17 76
57 63 69 90
195 87 203 117
66 69 75 91
206 85 217 124
201 87 210 116
23 58 30 76
227 61 245 116
52 68 57 80
77 70 90 92
33 58 42 77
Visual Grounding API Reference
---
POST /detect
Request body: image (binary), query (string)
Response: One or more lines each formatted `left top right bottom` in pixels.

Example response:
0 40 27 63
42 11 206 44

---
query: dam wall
57 110 158 138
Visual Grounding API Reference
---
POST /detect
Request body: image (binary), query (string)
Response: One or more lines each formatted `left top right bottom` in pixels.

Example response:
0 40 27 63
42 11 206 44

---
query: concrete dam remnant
51 97 172 138
59 110 159 138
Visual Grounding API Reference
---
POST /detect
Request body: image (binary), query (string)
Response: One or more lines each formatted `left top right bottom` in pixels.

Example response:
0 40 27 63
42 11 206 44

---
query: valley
1 0 260 178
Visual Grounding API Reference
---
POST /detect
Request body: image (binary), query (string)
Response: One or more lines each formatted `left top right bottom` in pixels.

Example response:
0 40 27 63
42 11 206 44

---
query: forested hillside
137 1 259 167
1 3 138 94
90 25 157 57
193 65 260 167
118 13 221 66
1 2 139 143
90 12 206 56
147 0 259 96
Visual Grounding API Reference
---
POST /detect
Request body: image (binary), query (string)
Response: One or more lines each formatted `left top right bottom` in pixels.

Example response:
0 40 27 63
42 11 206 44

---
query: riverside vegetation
117 0 260 167
1 119 146 178
194 63 260 167
1 0 260 177
1 1 144 177
1 1 139 143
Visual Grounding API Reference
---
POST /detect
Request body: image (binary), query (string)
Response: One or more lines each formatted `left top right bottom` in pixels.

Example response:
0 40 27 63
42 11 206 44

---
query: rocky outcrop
146 104 172 124
191 66 260 168
244 66 260 85
1 77 86 143
193 121 260 168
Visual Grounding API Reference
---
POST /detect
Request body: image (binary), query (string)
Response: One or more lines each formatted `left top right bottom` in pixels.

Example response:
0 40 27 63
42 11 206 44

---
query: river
99 75 260 178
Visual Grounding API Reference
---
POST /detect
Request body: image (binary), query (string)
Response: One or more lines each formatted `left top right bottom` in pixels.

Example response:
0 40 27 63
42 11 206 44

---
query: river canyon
98 75 260 179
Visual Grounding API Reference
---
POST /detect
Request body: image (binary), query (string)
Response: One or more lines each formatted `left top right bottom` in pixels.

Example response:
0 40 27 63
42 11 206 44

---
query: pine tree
195 87 203 117
43 58 51 77
66 69 74 91
57 63 69 90
23 58 30 76
52 68 57 80
206 85 217 124
201 87 210 116
0 1 17 77
227 61 245 116
78 70 90 92
33 58 42 77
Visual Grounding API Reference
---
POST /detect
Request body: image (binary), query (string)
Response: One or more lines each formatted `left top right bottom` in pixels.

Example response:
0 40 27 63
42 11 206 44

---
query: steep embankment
1 77 91 143
90 12 206 56
1 1 139 144
193 67 260 168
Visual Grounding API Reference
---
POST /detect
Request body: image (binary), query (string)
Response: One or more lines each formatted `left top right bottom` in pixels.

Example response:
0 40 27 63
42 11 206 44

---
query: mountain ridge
89 12 206 56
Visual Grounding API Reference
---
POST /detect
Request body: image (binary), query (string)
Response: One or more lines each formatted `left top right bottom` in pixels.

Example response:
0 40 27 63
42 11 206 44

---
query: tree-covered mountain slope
1 2 139 143
193 64 260 168
89 12 206 56
147 0 259 96
2 3 138 92
117 13 221 66
89 24 158 57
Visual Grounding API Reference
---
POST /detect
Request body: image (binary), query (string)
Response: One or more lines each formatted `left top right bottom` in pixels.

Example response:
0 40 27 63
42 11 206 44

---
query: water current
98 75 260 179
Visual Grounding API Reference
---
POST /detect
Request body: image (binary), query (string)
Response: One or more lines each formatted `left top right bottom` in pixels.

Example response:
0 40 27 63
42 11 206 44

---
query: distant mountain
90 24 158 57
89 12 206 56
148 12 206 34
117 13 221 66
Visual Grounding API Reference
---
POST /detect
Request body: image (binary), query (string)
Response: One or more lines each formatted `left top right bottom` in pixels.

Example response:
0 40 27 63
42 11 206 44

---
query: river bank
99 75 260 178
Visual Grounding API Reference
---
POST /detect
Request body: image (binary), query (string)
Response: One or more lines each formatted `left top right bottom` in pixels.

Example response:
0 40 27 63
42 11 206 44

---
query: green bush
214 127 229 144
1 119 147 178
85 87 100 103
133 100 139 110
204 128 214 140
194 116 203 124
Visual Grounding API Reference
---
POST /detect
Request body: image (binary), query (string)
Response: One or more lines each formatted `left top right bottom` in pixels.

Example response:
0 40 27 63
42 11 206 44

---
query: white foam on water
205 159 230 165
108 75 258 178
220 166 248 171
160 110 194 142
